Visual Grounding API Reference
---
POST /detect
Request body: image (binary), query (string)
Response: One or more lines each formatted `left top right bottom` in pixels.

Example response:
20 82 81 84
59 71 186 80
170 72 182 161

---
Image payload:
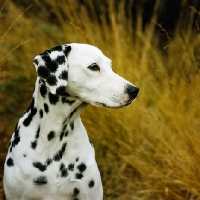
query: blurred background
0 0 200 199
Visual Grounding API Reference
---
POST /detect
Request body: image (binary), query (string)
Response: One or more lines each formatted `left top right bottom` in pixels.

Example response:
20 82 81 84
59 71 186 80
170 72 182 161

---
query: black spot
48 60 58 73
48 131 55 141
68 163 74 171
46 75 57 86
33 58 39 65
55 55 65 65
62 142 67 152
60 163 65 171
11 127 21 149
33 176 47 185
14 122 19 131
12 136 20 147
56 86 67 96
70 122 74 130
61 168 68 177
31 140 37 149
42 53 51 64
61 124 68 138
39 109 43 118
63 45 71 55
23 154 27 157
7 157 14 167
49 61 59 72
36 126 40 139
75 173 83 179
32 108 37 115
60 131 65 141
14 127 19 138
31 108 37 119
62 97 75 105
65 131 68 137
42 54 59 73
53 143 67 162
23 114 33 127
44 103 49 113
31 126 40 149
49 92 59 105
59 70 68 80
40 84 47 98
88 179 95 188
46 158 53 166
77 163 87 173
52 45 63 52
23 107 37 127
33 162 47 172
23 99 37 127
76 157 79 162
73 188 80 197
37 66 50 79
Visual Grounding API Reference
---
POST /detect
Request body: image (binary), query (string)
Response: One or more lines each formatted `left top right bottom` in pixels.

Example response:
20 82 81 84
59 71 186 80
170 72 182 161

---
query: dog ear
33 45 71 96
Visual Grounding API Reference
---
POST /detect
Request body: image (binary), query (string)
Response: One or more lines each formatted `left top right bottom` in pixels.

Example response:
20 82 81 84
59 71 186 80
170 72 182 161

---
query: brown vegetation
0 0 200 199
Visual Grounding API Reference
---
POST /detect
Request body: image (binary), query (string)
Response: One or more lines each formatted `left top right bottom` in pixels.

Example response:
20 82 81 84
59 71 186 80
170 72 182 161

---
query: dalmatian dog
4 43 139 200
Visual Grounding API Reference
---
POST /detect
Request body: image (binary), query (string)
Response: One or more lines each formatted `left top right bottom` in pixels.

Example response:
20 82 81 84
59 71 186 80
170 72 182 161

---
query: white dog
4 43 139 200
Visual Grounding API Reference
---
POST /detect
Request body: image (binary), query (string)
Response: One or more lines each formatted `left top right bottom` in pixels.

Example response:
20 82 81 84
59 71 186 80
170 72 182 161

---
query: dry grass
0 0 200 199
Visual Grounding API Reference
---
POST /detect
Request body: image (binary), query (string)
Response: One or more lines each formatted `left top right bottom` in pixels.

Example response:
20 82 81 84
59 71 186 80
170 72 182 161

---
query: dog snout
124 84 139 100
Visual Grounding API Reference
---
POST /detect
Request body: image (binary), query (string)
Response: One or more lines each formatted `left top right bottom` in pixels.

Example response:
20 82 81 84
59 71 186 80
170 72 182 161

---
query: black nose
124 84 139 100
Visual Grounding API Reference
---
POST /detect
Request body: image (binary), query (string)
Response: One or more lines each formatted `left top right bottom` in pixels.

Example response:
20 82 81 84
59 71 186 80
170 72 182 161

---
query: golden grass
0 0 200 199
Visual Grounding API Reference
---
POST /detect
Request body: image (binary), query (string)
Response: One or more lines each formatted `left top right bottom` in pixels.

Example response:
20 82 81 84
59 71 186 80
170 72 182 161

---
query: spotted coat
4 43 139 200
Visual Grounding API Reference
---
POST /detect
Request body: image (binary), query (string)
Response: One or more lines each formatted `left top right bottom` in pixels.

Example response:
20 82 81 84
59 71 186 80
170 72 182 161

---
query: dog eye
87 63 100 71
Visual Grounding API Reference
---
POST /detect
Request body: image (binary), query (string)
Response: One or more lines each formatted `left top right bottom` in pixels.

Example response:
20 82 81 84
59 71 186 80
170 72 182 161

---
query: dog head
33 43 139 108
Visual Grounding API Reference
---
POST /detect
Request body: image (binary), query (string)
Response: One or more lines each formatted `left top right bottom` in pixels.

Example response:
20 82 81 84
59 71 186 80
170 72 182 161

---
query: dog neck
19 78 88 154
34 78 86 122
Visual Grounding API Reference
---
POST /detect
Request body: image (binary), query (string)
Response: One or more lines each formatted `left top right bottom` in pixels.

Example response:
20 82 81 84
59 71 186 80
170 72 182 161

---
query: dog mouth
93 101 131 108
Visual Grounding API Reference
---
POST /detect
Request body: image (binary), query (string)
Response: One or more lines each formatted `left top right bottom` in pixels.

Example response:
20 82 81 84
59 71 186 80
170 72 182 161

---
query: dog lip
94 102 125 109
94 102 105 107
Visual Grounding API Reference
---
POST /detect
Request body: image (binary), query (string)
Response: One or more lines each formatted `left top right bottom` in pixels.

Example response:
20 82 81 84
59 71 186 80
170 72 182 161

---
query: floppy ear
33 45 71 96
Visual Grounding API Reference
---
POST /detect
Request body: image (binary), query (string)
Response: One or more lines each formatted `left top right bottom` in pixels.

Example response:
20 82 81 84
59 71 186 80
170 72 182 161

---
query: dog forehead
70 43 102 53
69 43 110 63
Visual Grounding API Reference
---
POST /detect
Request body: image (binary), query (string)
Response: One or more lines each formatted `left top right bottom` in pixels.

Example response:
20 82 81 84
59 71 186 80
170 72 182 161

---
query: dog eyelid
87 63 100 71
